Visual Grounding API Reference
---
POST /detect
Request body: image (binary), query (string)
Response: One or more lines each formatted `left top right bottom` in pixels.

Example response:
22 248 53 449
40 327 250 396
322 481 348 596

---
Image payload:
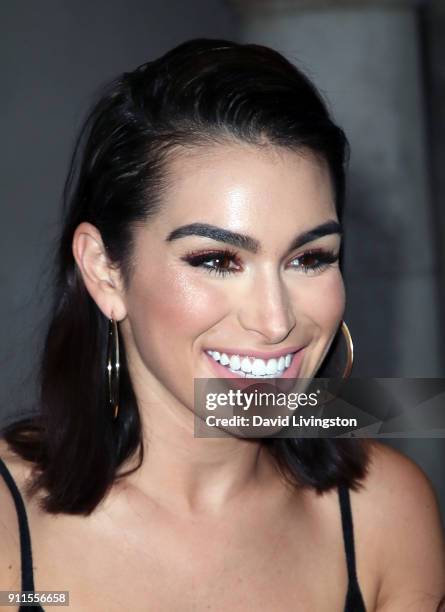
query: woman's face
119 143 345 411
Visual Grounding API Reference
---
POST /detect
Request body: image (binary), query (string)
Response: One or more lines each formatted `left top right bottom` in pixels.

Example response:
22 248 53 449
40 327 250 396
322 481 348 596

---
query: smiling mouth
205 350 296 378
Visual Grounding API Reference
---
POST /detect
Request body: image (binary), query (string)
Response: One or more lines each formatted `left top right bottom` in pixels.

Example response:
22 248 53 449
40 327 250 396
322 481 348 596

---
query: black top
0 457 366 611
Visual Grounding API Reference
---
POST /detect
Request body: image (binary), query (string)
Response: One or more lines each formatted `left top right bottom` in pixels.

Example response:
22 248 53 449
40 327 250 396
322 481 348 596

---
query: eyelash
181 248 339 277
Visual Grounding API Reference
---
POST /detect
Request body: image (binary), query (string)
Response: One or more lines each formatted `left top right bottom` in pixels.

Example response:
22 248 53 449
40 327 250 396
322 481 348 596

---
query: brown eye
182 249 242 277
288 249 338 274
209 254 234 270
298 253 319 268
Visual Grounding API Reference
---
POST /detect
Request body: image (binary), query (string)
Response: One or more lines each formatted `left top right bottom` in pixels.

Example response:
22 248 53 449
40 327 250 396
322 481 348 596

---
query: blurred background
1 0 444 516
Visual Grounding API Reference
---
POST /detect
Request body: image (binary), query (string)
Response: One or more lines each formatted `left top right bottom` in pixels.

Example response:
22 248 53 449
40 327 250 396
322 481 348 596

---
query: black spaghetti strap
338 484 367 612
0 457 36 593
338 484 358 581
0 457 366 612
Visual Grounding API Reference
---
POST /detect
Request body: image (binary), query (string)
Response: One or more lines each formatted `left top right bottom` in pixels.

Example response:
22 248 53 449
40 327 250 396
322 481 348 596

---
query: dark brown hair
3 38 369 515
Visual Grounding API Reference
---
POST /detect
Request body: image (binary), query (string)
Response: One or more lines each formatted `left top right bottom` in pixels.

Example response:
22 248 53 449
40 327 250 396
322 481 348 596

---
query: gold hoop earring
340 320 354 379
316 320 354 379
107 318 120 419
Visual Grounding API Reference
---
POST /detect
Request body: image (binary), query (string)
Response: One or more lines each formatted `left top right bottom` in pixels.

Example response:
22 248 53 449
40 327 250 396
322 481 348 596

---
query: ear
72 222 127 321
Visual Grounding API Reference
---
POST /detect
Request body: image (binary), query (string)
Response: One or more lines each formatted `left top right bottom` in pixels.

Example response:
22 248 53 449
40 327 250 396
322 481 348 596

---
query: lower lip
204 349 305 380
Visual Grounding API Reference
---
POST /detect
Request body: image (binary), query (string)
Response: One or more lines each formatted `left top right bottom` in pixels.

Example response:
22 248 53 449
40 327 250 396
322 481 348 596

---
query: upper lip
204 346 305 360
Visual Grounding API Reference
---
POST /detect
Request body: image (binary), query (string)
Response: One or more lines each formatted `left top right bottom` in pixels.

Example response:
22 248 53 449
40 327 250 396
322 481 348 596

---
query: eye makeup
180 247 339 278
287 248 339 274
180 249 242 277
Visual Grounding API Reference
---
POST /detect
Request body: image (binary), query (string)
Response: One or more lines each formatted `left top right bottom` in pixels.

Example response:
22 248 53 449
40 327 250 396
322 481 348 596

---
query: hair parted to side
3 38 369 515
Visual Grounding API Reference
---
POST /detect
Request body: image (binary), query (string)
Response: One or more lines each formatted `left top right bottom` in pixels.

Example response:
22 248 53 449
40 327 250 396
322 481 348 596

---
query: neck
117 379 276 516
112 325 286 516
141 400 265 510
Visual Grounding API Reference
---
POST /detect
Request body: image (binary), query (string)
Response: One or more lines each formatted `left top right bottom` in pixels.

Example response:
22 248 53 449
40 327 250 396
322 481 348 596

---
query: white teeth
266 358 278 375
229 355 241 371
241 357 252 373
230 368 246 376
252 359 267 376
220 353 230 366
206 350 295 378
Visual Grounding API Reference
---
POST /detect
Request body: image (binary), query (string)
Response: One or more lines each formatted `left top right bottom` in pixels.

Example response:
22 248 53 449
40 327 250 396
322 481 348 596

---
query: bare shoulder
0 436 33 590
0 436 34 487
353 441 445 610
356 441 444 526
358 440 442 502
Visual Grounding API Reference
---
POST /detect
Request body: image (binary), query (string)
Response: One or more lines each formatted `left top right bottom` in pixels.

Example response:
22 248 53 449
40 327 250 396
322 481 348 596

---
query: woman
0 38 444 611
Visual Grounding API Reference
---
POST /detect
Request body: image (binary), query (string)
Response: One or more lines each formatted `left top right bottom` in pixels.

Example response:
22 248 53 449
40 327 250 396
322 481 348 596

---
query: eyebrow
165 220 342 254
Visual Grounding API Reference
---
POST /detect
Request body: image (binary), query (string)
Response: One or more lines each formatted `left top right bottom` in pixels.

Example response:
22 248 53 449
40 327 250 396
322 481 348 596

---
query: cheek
127 265 231 351
292 270 345 332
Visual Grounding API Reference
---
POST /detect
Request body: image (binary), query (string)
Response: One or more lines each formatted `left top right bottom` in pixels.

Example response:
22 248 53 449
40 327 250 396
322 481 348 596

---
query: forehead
151 142 337 237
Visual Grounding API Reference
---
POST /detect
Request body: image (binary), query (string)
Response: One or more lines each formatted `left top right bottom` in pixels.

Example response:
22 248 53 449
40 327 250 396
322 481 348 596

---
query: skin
0 143 444 611
76 143 345 510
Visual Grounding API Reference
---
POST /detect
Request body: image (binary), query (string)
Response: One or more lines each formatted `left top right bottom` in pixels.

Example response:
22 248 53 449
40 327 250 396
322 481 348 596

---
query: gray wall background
1 1 444 518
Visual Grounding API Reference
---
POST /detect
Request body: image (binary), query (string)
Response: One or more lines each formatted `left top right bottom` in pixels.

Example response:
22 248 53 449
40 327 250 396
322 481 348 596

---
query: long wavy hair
3 38 369 515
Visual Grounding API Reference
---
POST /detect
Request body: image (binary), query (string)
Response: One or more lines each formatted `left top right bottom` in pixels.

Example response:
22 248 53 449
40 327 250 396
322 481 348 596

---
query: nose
237 270 296 344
